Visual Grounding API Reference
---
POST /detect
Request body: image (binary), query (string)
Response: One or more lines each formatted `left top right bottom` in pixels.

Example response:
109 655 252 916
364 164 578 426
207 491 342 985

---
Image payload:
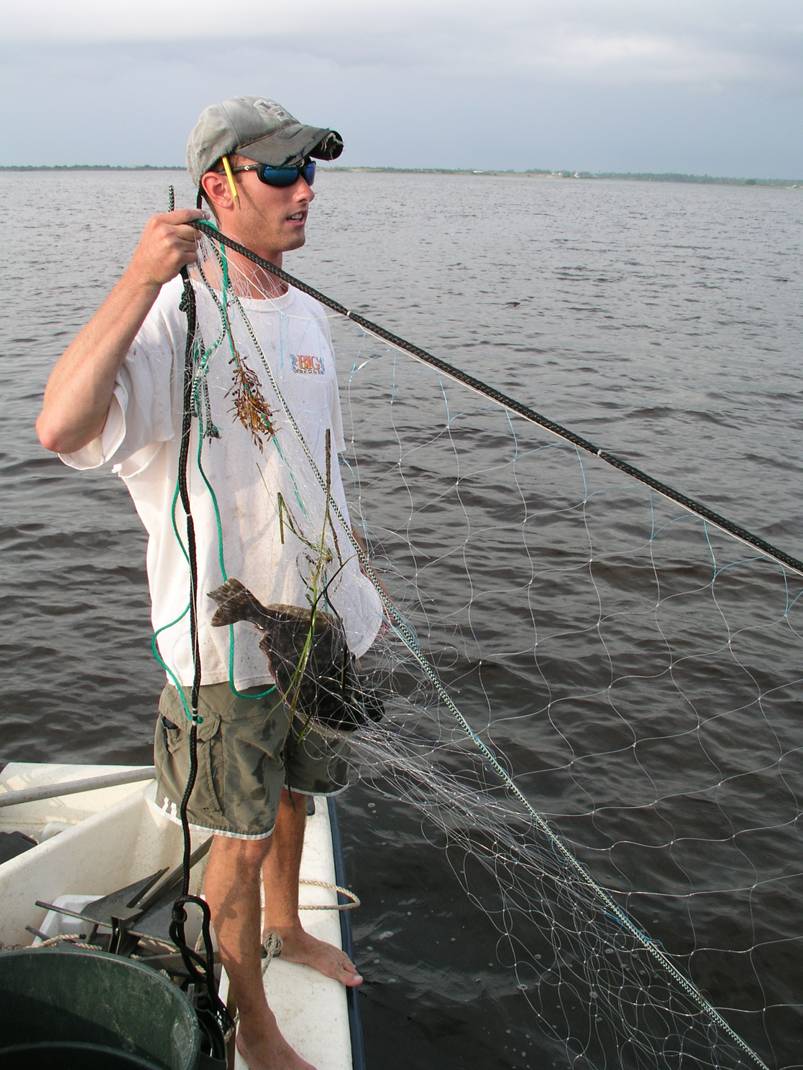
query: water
2 170 802 1068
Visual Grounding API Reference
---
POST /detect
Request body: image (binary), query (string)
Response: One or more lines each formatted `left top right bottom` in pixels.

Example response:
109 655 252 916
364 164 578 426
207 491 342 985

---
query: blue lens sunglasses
225 159 316 188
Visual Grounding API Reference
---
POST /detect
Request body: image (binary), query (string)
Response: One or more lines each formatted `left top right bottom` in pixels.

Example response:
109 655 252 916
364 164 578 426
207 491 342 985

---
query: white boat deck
0 763 355 1070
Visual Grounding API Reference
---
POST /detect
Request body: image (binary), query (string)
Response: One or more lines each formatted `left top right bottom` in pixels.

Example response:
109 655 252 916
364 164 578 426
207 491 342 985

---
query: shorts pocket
155 689 224 818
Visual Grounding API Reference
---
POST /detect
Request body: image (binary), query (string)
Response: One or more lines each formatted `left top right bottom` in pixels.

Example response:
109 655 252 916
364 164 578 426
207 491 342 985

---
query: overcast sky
3 0 801 177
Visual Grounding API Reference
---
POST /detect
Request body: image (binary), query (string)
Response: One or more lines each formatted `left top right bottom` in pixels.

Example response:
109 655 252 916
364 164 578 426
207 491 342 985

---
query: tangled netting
179 227 803 1069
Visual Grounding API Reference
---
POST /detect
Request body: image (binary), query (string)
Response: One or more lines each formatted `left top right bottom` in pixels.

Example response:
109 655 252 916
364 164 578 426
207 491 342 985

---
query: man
36 96 383 1070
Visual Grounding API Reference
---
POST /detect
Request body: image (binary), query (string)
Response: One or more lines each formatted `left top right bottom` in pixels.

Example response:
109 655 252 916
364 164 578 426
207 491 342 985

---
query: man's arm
36 208 206 455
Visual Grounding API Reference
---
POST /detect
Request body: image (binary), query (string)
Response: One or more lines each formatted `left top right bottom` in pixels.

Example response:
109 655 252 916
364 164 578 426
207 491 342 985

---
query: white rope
299 878 361 911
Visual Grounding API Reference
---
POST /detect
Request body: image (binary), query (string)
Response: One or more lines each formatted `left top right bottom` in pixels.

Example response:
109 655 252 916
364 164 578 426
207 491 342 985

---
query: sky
2 0 802 177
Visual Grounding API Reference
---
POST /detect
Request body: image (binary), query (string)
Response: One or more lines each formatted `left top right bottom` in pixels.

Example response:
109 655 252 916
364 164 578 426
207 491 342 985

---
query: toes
340 959 364 985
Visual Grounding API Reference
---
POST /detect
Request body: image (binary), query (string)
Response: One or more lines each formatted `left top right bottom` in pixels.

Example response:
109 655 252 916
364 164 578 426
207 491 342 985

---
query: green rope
149 249 276 705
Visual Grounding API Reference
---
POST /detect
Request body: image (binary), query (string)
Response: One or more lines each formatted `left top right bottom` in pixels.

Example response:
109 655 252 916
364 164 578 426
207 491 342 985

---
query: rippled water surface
3 170 802 1068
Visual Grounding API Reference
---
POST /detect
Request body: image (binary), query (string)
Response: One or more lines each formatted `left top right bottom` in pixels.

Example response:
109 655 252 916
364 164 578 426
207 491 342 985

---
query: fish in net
207 577 383 732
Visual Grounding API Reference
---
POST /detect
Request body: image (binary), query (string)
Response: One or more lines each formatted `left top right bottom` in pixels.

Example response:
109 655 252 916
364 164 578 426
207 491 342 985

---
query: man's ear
201 168 236 213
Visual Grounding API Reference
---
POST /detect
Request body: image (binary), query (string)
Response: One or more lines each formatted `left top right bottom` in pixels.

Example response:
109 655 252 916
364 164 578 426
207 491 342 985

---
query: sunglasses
224 159 316 188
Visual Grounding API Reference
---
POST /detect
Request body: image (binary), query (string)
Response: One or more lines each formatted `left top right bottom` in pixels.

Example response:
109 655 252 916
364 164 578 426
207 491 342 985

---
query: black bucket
0 948 201 1070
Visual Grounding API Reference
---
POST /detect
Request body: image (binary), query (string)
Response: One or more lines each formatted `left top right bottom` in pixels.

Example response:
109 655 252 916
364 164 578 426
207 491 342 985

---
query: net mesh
185 228 803 1069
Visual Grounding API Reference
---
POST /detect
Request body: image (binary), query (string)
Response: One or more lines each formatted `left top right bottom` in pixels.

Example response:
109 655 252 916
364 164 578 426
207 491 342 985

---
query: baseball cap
187 96 344 185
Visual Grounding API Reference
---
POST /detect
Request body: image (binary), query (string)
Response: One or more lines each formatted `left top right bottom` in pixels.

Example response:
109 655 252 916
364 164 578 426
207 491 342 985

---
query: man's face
226 157 316 265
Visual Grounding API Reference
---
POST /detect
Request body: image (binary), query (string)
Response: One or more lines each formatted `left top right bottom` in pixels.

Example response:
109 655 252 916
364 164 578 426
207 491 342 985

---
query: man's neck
224 246 287 300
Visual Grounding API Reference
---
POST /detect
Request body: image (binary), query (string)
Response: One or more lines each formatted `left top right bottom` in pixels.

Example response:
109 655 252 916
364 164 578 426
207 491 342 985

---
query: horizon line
1 163 801 186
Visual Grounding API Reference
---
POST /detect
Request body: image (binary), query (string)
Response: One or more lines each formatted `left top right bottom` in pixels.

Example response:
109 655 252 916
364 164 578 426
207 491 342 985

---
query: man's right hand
127 208 208 289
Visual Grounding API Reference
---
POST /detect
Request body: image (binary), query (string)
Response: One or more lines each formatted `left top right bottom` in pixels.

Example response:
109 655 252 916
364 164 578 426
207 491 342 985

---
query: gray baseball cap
186 96 344 185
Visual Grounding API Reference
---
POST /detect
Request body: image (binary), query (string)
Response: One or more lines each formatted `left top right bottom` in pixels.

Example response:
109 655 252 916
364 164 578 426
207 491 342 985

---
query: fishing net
178 223 802 1069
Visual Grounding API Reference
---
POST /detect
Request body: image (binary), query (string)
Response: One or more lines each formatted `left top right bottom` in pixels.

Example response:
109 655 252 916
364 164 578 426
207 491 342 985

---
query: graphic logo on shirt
291 353 325 375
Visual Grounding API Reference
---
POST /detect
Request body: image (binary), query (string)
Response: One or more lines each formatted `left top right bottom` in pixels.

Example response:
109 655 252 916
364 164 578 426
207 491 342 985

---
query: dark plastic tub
0 948 201 1070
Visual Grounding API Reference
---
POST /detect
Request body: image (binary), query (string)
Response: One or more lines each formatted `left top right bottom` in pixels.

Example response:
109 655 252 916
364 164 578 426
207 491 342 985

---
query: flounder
208 578 382 732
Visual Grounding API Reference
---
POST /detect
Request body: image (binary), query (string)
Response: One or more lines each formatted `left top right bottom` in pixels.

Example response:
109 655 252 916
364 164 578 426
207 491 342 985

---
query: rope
166 188 233 1062
299 878 361 911
190 220 803 581
260 931 283 974
32 933 103 951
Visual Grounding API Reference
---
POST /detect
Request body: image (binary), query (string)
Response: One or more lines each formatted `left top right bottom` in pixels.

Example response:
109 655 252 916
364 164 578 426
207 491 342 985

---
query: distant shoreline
1 164 800 188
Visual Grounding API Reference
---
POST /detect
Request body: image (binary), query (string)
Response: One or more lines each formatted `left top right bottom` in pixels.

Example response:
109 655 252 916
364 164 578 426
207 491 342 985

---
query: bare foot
264 925 364 987
236 1012 317 1070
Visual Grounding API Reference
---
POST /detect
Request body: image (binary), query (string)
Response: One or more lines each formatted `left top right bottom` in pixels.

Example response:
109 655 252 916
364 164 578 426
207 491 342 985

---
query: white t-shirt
62 276 383 688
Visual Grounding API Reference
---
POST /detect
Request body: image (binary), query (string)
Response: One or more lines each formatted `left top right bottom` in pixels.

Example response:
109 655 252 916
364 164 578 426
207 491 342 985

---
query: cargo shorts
153 682 349 839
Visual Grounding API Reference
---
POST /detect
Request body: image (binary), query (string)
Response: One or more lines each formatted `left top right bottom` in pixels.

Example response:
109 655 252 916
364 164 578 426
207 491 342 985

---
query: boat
0 761 363 1069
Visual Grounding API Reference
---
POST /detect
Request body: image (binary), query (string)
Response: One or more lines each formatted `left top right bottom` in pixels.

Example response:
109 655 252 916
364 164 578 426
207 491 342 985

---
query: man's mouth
287 211 306 223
